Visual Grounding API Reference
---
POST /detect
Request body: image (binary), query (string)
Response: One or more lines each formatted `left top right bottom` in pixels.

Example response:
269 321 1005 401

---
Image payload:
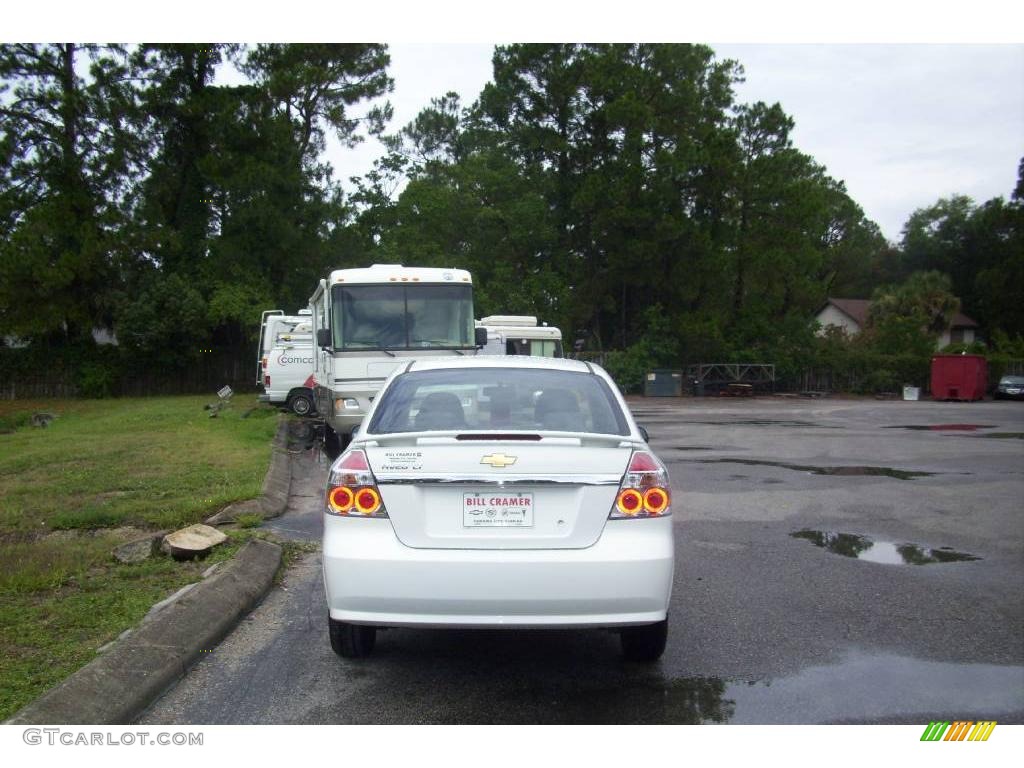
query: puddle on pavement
695 458 935 480
535 651 1022 723
885 424 993 431
720 651 1024 724
791 529 980 565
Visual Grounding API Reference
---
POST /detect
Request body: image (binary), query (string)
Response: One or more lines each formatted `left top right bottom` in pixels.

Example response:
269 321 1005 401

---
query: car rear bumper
323 515 674 628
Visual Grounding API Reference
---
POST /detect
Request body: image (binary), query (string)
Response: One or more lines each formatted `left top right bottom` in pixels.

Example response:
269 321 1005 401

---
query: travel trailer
476 315 563 357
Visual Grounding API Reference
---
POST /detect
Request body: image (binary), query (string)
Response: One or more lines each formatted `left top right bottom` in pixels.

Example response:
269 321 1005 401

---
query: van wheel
288 392 314 417
620 618 668 662
329 617 376 658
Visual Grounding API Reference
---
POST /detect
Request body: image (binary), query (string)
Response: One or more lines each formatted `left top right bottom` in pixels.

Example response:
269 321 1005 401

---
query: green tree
866 270 960 354
240 44 393 168
122 43 393 359
355 42 888 373
897 162 1024 339
474 44 745 352
0 43 135 340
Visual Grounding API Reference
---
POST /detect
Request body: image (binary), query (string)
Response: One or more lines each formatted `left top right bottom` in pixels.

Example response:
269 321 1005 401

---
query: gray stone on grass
31 412 58 428
112 531 167 564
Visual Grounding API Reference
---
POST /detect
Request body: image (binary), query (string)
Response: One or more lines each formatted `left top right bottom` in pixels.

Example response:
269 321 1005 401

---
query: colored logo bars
920 721 997 741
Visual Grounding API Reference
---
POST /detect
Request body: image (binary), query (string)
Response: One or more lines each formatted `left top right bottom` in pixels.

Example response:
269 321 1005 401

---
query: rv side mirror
316 328 332 349
474 327 489 347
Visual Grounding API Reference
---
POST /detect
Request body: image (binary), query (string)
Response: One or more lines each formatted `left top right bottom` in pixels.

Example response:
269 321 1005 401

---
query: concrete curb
205 418 292 525
6 538 282 725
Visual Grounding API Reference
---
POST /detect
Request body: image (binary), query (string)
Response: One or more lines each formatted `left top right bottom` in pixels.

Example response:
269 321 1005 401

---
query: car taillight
610 450 672 519
261 357 268 370
326 449 387 518
264 375 271 385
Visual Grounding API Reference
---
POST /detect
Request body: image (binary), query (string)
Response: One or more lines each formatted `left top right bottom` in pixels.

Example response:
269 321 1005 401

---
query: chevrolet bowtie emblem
480 453 518 468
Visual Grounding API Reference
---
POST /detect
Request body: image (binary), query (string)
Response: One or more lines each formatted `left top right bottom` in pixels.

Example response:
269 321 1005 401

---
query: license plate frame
462 491 534 528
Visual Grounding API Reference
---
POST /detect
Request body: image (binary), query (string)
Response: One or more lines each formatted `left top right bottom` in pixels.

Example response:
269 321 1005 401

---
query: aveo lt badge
480 453 518 468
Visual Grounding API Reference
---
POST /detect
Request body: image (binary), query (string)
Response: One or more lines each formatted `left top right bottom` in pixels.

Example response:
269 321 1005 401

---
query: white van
257 310 317 416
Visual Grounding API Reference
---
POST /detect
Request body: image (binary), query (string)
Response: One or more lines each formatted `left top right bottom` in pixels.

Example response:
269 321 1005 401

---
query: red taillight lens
337 450 370 471
616 488 644 516
325 449 387 518
354 487 381 515
264 375 271 385
261 357 268 370
610 450 672 519
328 486 354 513
643 487 670 515
628 452 660 472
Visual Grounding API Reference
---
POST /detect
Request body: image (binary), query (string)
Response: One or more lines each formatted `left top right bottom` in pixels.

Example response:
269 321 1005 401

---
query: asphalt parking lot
140 397 1024 724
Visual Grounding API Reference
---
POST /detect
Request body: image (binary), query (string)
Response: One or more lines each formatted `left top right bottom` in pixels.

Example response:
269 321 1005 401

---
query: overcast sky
328 43 1024 244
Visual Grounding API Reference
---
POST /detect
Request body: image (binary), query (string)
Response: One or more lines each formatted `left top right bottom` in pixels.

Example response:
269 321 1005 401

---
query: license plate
462 492 534 527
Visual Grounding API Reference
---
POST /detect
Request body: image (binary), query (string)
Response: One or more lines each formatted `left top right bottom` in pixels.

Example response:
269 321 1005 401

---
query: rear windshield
368 368 630 435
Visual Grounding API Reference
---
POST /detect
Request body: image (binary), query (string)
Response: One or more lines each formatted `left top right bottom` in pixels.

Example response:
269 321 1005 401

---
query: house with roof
815 298 978 349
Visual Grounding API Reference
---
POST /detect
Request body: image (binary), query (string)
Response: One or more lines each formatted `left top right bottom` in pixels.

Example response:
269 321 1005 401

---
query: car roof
405 356 595 374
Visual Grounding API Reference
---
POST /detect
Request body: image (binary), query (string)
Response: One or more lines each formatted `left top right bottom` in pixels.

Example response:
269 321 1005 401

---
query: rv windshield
331 284 474 351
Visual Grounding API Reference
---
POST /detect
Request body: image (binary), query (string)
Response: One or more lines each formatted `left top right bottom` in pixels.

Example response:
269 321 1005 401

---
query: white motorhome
476 315 563 357
257 309 317 415
309 264 483 447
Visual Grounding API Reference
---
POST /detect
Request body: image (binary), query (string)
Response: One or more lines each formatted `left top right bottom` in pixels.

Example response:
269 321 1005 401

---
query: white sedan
321 356 675 661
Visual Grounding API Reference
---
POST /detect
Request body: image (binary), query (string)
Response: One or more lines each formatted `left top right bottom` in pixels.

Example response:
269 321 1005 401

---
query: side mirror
316 328 332 349
474 327 489 347
637 425 650 443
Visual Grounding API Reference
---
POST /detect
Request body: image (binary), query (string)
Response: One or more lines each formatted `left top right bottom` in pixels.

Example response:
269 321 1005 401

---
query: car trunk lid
365 436 633 549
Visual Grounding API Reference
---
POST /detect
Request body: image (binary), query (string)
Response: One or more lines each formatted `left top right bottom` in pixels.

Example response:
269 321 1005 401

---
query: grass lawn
0 395 281 720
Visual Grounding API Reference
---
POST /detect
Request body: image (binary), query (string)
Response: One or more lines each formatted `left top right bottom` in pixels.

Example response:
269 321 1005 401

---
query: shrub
602 346 655 394
76 360 117 399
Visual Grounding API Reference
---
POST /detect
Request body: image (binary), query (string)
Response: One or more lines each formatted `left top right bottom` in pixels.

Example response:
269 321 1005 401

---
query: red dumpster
930 354 987 401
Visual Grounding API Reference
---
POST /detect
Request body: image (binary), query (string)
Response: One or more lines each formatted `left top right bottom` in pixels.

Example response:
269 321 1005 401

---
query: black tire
620 618 668 662
329 616 376 658
323 424 342 458
288 392 315 417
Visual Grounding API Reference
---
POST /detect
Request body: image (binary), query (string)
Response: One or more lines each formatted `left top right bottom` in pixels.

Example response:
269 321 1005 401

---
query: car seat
413 391 467 431
534 388 581 431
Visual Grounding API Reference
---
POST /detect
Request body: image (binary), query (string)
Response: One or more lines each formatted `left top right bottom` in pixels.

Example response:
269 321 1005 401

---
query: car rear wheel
329 616 376 658
620 618 668 662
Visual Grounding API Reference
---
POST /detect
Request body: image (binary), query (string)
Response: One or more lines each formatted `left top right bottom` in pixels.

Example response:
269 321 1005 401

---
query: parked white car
322 356 675 661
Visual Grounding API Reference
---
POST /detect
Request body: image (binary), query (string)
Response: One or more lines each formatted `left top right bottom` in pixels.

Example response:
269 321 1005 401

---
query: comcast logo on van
277 353 313 365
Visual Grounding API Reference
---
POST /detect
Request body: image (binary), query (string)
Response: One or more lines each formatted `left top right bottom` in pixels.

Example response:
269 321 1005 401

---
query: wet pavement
695 458 937 479
139 397 1024 724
